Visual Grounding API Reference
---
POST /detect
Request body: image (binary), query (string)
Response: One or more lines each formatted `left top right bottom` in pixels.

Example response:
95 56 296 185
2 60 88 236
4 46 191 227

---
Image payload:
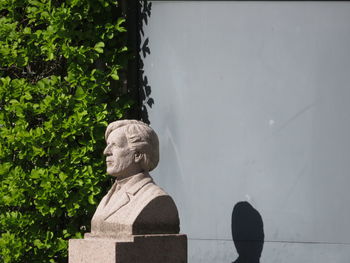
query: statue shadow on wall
231 202 264 263
138 0 153 124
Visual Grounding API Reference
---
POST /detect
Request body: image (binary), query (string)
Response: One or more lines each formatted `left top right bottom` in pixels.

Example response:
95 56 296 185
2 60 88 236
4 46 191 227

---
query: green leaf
110 73 119 80
94 42 105 53
88 195 95 205
74 86 85 99
115 17 126 32
23 27 32 34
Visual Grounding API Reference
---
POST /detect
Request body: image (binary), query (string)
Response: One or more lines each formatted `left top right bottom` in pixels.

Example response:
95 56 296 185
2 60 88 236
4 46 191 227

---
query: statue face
103 129 137 178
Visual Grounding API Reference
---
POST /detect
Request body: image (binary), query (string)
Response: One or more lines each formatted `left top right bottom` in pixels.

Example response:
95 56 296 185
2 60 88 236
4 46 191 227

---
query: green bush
0 0 132 262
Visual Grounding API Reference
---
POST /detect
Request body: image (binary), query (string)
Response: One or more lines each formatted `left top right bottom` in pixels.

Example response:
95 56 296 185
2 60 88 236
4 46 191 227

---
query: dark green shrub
0 0 132 262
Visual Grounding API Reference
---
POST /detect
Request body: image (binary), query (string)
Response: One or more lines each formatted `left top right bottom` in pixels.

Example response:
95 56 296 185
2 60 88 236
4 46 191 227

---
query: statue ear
134 152 143 163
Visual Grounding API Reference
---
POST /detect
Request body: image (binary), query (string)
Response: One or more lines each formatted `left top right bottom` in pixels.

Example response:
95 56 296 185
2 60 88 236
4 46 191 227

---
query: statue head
103 120 159 178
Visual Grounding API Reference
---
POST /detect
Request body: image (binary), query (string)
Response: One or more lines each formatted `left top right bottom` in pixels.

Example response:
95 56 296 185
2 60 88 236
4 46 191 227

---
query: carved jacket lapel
104 191 130 220
103 172 153 220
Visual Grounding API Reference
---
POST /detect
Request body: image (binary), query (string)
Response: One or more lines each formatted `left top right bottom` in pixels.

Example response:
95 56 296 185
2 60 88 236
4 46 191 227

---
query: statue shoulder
138 180 169 197
132 182 180 235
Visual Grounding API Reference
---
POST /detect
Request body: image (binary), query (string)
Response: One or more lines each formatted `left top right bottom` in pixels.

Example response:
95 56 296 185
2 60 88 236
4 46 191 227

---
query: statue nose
103 145 112 156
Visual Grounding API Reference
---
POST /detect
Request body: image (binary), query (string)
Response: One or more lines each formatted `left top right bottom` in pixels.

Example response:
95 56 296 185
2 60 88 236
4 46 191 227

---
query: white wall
142 2 350 262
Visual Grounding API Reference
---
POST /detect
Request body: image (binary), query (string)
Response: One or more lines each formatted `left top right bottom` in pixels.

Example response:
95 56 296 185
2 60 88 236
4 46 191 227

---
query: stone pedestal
69 234 187 263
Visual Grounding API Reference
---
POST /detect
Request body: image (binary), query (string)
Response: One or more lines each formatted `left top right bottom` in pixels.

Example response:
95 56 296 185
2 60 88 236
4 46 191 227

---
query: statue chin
106 168 124 177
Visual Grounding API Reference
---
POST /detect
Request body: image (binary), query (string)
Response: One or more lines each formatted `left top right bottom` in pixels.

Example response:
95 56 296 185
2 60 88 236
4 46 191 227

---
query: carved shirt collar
111 172 152 195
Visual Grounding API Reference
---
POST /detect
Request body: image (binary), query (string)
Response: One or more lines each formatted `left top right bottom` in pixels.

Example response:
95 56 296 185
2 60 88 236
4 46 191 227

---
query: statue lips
106 159 113 165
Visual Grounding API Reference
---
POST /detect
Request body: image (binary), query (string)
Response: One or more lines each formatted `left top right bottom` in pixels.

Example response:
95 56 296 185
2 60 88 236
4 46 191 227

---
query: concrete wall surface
141 1 350 262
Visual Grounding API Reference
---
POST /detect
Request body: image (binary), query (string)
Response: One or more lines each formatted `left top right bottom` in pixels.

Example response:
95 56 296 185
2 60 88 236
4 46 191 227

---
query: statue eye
110 142 121 149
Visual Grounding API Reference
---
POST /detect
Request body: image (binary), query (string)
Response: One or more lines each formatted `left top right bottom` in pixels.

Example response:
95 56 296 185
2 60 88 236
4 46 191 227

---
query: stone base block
69 234 187 263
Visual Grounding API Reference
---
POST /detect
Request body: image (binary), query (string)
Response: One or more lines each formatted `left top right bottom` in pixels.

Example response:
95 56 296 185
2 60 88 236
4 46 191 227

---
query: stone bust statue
89 120 180 240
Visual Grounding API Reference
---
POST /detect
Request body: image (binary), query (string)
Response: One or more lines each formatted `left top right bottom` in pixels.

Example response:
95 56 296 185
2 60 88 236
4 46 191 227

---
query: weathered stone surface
89 120 180 238
69 238 117 262
69 234 187 263
68 120 187 262
89 172 179 239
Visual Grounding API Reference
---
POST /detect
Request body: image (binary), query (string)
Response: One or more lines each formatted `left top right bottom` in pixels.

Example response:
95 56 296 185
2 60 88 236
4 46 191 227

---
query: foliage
0 0 132 262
